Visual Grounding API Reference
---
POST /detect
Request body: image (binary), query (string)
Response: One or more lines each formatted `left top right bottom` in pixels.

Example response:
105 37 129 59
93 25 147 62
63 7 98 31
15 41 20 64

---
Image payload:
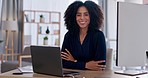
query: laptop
30 46 79 77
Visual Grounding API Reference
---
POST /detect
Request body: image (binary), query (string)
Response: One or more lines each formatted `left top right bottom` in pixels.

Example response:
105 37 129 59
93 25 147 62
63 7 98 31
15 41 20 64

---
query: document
18 66 33 73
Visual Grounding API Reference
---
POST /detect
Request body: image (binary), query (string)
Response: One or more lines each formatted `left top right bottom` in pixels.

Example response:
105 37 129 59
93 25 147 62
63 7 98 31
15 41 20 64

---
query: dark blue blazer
61 29 106 70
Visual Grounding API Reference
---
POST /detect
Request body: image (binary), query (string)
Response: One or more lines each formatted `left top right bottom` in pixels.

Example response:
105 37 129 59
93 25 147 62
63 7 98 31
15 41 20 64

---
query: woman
61 1 106 71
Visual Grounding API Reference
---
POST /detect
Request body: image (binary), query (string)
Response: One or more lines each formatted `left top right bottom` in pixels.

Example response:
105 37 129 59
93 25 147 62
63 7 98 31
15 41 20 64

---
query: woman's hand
85 60 106 71
61 49 75 62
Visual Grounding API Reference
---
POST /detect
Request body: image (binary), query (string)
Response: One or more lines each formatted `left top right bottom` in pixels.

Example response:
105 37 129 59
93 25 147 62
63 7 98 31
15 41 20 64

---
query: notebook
30 46 79 77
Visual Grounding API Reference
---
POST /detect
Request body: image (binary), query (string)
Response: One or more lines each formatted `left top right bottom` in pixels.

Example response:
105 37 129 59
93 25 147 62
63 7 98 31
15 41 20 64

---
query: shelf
38 33 59 35
24 22 60 24
22 10 61 50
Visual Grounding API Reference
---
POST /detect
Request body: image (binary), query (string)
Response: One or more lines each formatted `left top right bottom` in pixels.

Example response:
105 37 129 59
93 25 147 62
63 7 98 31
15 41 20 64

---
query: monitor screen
117 2 148 67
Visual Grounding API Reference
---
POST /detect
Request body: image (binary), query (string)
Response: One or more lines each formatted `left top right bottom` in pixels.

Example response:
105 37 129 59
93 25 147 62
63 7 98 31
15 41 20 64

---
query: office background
0 0 148 67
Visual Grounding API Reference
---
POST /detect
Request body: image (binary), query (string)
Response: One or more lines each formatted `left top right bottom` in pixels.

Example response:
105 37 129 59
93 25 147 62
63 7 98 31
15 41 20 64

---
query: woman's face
76 6 90 29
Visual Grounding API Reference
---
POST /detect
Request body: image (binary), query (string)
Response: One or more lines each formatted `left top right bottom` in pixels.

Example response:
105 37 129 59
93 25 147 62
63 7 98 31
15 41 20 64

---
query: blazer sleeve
61 32 86 70
93 31 106 65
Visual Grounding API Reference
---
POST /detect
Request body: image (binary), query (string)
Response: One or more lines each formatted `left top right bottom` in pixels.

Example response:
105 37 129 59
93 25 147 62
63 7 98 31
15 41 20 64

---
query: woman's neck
80 28 88 35
79 28 88 44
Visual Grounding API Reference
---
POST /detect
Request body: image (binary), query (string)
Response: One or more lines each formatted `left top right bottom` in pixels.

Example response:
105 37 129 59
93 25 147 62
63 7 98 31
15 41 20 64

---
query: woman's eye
76 14 81 16
84 13 89 16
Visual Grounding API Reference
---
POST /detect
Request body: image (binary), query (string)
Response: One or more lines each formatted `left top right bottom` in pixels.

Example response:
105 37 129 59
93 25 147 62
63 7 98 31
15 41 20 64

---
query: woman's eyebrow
77 12 89 14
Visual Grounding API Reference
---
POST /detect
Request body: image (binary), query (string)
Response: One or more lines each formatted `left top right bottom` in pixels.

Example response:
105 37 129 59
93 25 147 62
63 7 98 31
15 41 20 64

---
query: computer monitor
115 2 148 76
117 2 148 67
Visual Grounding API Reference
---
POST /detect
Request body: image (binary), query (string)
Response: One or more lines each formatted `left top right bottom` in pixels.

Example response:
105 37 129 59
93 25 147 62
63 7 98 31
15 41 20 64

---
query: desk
0 69 148 78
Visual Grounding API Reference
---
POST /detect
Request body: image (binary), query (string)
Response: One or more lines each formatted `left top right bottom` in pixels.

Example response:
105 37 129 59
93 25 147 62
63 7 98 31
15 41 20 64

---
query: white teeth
80 21 85 24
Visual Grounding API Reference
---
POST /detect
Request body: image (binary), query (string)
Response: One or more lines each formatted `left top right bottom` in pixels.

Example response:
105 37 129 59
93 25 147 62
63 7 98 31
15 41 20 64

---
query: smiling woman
61 1 106 71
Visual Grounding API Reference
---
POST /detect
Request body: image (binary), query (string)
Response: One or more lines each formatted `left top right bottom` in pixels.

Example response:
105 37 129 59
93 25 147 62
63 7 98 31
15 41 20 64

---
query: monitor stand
114 66 148 76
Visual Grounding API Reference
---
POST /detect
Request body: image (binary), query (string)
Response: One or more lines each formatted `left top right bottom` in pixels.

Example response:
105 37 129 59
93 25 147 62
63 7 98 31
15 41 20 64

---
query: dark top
61 29 106 70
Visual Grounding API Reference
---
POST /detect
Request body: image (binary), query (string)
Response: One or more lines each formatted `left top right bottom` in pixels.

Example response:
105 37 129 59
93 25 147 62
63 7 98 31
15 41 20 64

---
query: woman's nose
80 15 84 19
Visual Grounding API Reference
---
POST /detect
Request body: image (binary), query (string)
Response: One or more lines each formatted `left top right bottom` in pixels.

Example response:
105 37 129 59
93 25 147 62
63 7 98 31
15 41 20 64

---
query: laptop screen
31 46 64 76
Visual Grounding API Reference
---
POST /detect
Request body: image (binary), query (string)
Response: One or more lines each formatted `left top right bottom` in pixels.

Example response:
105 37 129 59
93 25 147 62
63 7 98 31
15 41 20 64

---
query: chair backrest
106 48 113 70
22 46 31 62
22 46 31 55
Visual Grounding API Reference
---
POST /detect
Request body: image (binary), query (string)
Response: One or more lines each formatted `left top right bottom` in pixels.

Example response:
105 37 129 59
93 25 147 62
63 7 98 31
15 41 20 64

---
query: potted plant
40 14 45 23
43 36 48 45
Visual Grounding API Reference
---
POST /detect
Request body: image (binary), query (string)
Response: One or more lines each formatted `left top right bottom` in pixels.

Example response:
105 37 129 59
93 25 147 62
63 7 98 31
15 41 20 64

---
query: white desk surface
0 68 148 78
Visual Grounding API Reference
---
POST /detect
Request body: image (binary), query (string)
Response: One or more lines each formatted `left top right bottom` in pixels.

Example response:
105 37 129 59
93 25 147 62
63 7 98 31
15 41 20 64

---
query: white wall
107 0 120 50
